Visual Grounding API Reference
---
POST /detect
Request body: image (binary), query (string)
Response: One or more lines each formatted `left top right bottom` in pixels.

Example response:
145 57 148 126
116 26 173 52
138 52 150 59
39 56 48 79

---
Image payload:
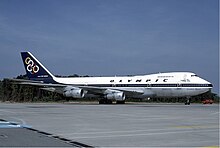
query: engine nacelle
63 88 85 98
106 92 125 101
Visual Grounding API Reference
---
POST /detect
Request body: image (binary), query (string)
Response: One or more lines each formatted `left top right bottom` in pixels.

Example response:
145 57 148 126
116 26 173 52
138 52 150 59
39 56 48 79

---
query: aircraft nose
200 78 213 89
205 80 213 90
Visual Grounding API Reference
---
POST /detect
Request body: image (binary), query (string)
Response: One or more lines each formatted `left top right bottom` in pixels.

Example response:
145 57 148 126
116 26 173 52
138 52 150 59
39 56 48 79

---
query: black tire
99 99 105 104
99 99 112 104
106 100 113 104
66 98 70 102
185 98 191 105
116 100 125 104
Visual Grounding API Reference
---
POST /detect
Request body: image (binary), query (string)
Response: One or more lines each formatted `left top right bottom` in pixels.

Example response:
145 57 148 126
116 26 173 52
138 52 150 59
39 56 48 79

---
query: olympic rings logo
25 57 39 74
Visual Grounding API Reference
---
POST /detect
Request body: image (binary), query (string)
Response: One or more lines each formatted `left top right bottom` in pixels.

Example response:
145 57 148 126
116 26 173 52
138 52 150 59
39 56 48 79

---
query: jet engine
106 92 125 101
63 87 85 98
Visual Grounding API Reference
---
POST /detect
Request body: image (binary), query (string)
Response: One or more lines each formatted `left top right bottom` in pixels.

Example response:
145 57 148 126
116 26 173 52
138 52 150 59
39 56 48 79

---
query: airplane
17 51 212 105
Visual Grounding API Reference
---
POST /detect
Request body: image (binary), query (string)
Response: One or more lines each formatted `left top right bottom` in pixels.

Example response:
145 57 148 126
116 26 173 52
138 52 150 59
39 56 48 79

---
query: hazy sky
0 0 219 94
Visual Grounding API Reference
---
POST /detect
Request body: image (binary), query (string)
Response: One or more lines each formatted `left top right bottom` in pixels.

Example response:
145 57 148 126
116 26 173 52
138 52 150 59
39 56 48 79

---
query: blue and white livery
20 52 213 104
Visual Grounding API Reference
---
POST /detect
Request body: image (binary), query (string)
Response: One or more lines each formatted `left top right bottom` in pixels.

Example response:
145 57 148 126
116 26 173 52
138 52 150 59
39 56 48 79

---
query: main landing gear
185 97 191 105
116 100 125 104
99 99 112 104
99 99 125 104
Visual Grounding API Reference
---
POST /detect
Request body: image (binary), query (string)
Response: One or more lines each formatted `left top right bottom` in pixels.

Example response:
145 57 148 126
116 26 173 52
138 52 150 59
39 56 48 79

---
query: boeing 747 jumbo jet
18 52 212 105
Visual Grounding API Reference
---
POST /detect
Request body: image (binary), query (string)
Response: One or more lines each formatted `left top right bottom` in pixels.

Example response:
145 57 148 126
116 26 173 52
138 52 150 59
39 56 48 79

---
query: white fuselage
53 72 212 98
20 52 213 102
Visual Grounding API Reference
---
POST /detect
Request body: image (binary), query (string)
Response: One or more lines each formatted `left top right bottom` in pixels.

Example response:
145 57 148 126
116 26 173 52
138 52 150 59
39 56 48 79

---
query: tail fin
21 52 55 82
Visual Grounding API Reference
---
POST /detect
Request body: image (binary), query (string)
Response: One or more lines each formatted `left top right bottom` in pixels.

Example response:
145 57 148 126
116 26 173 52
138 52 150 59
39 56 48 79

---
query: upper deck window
191 75 198 77
158 76 173 78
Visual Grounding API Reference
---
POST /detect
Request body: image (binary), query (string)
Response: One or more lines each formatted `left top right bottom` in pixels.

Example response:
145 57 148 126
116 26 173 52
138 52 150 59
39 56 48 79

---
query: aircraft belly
142 88 156 97
153 88 190 97
153 87 211 97
110 87 155 98
153 88 174 97
181 88 210 96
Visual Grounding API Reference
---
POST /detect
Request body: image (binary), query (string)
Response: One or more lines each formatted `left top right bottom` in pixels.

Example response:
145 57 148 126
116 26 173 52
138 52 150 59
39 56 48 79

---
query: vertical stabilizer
21 52 55 82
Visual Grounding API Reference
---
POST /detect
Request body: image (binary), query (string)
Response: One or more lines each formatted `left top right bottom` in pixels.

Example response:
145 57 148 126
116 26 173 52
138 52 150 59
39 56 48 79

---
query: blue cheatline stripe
83 84 213 88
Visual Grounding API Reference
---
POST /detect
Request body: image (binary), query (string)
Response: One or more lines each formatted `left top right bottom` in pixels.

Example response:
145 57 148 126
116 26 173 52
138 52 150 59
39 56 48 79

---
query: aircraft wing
6 78 43 83
9 79 144 97
79 85 144 96
7 78 66 87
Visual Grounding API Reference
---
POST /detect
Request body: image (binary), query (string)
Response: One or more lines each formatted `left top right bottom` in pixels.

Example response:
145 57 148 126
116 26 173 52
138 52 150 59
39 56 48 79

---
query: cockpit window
191 75 198 77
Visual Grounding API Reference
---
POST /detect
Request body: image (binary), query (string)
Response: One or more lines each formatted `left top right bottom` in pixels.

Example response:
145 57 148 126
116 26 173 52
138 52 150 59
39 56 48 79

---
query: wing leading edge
10 78 144 98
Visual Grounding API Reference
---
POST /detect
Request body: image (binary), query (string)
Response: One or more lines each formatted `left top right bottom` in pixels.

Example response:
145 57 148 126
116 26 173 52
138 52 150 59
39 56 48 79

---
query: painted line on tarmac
0 120 30 128
58 124 218 136
71 129 217 139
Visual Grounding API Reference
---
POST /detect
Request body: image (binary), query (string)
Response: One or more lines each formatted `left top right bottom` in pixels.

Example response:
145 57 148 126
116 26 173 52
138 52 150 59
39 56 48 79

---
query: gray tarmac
0 127 74 147
0 102 219 147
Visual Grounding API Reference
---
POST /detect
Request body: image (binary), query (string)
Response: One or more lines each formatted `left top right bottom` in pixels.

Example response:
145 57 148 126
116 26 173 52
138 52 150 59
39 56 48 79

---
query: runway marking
174 125 219 129
71 129 217 139
59 128 176 136
0 121 22 128
0 109 28 126
0 109 16 114
58 124 219 136
210 112 219 115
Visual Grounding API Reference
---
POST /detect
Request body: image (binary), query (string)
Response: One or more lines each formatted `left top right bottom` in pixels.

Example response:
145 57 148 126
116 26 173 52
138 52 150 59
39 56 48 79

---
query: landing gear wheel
116 100 125 104
62 96 70 102
106 100 113 104
99 99 105 104
185 98 191 105
99 99 112 104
